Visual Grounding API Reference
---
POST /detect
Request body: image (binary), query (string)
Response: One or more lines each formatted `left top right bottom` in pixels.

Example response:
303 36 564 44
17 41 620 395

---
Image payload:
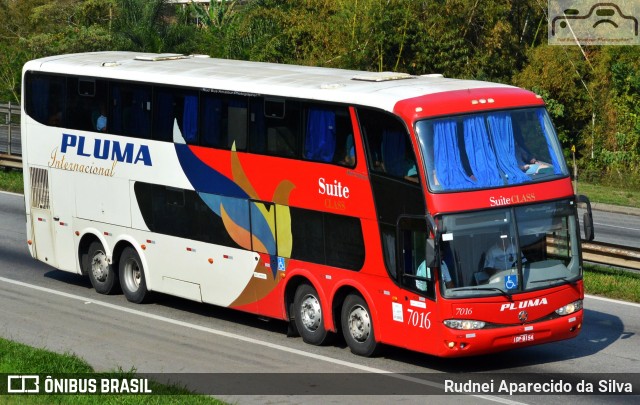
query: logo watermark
7 375 40 393
549 1 640 45
4 375 152 394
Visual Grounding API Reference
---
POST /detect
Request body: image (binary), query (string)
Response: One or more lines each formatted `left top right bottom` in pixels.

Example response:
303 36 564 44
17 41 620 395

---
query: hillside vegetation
1 0 638 189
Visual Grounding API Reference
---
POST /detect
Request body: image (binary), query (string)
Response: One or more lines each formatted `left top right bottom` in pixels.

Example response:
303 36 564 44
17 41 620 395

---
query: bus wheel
86 241 118 295
341 294 380 357
293 284 329 345
119 247 149 304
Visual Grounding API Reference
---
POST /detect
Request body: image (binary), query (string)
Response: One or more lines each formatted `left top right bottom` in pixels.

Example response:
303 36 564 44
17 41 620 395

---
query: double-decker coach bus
21 52 594 357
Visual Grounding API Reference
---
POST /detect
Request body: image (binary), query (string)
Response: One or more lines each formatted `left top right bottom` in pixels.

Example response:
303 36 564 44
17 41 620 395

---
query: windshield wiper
531 277 569 284
451 287 512 301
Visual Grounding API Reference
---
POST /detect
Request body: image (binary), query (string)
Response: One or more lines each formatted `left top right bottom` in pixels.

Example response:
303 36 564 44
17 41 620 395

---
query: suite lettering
489 193 536 207
318 177 349 211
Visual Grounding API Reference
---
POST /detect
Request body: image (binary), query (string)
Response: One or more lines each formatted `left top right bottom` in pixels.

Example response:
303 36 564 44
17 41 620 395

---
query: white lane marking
0 276 524 404
585 294 640 308
593 222 640 232
0 190 24 197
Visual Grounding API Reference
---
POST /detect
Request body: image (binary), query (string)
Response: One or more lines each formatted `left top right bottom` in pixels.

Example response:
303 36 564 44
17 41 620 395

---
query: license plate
513 333 534 343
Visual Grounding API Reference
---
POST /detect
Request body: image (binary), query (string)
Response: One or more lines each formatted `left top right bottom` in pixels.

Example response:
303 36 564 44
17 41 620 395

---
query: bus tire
119 246 149 304
341 294 380 357
86 241 118 295
293 284 329 345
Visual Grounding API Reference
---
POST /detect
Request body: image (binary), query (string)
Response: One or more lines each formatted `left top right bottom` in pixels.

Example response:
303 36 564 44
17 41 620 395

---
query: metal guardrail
0 102 22 169
582 241 640 271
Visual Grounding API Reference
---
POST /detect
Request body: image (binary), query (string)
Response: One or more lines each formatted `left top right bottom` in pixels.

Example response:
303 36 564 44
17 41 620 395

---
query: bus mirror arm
576 194 595 242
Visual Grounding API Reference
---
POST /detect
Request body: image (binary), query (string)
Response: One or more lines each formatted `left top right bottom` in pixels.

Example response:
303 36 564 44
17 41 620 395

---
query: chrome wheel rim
123 258 141 292
300 294 322 332
348 304 371 342
90 250 109 282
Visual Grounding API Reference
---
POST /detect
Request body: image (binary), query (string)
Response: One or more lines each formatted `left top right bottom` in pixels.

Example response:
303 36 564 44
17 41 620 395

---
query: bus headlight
443 319 486 330
555 300 582 316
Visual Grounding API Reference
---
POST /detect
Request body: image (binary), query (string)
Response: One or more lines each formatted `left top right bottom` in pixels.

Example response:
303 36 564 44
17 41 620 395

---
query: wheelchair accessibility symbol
505 275 518 290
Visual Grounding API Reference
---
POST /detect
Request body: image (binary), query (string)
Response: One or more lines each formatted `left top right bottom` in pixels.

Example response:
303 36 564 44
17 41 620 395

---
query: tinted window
110 82 152 139
288 206 365 270
67 77 108 133
359 108 417 182
25 73 361 170
25 72 66 127
134 182 243 248
153 87 199 143
200 93 248 150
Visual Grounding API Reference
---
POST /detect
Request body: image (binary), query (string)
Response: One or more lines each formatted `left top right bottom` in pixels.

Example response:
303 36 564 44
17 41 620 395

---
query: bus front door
395 215 438 351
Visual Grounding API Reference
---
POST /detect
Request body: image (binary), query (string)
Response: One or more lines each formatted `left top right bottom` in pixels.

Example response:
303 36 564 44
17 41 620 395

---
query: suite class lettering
490 193 536 207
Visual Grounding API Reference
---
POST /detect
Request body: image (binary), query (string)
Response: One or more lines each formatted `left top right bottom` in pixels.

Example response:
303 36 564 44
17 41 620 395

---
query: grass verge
583 264 640 303
0 339 224 404
574 180 640 209
0 168 23 194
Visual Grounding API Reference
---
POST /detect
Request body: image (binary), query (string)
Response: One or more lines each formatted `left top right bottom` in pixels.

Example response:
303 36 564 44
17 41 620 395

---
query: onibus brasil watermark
6 375 152 394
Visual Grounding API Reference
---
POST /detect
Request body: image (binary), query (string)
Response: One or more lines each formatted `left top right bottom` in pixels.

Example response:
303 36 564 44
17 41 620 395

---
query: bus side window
284 206 365 271
153 87 198 143
304 107 336 163
359 108 417 182
200 93 248 150
333 109 354 167
111 82 152 139
262 99 300 158
398 226 435 299
25 72 66 127
227 98 248 150
248 98 266 153
66 77 93 132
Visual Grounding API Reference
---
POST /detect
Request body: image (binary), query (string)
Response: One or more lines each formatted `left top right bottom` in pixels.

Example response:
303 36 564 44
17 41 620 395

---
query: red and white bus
21 52 594 357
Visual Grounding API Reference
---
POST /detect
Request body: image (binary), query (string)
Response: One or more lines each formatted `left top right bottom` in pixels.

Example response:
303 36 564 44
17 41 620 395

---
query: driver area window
398 227 435 299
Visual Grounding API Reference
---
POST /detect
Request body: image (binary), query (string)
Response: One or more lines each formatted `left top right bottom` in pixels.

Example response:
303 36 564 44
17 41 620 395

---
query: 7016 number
406 309 431 329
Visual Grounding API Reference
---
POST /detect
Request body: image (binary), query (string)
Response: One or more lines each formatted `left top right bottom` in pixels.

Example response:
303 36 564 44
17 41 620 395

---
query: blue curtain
381 130 408 177
463 116 503 187
183 95 198 143
536 109 562 174
304 109 336 162
434 120 477 189
487 113 530 184
201 96 222 147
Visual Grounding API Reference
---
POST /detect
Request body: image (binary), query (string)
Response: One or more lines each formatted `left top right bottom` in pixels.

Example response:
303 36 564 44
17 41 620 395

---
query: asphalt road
581 205 640 249
1 191 639 404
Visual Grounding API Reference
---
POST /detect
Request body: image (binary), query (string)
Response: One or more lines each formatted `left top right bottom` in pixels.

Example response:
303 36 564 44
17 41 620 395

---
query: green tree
0 43 26 103
111 0 198 54
513 45 592 148
188 0 238 57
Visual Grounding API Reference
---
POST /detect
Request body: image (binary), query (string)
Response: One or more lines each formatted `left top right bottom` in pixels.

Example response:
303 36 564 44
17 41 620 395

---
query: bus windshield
416 107 568 192
437 199 581 298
